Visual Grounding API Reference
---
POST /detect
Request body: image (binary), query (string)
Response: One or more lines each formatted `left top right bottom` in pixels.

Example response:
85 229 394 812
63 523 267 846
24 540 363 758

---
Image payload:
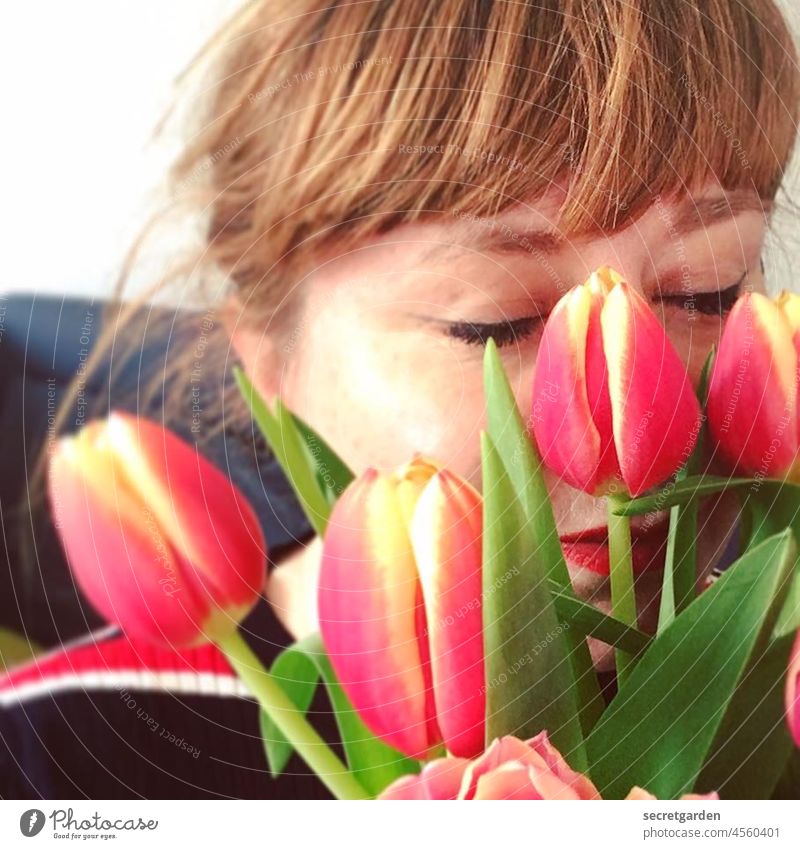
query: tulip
532 267 702 497
786 629 800 748
318 458 484 760
48 412 266 647
380 732 719 800
707 291 800 481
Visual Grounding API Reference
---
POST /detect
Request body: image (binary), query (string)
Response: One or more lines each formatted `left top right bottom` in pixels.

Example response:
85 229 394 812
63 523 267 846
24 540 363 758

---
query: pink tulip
532 268 701 496
707 291 800 481
318 458 484 760
48 413 266 647
380 732 719 800
786 629 800 747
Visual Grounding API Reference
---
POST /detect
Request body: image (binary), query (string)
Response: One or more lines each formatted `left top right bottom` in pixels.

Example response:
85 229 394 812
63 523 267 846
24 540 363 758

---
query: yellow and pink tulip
531 268 702 496
317 458 485 760
48 413 266 647
707 291 800 481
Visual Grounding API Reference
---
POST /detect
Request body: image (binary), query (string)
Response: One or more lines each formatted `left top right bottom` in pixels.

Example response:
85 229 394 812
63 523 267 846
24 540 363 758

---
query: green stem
608 493 637 687
216 629 370 800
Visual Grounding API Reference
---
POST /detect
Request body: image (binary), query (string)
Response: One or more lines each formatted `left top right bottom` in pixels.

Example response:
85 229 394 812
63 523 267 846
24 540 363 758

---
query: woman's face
237 182 768 666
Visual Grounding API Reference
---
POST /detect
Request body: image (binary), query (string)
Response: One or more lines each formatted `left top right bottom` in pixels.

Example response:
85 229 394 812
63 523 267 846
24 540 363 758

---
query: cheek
280 312 490 478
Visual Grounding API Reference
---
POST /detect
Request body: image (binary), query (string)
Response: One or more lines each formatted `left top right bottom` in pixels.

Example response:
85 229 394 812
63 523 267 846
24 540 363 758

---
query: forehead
315 182 769 292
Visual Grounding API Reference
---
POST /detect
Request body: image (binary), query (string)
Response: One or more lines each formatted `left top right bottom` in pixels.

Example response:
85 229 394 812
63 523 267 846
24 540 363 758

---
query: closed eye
657 275 745 316
446 315 543 347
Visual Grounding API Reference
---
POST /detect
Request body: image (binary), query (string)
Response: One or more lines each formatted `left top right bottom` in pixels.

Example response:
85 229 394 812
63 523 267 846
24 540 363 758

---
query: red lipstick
559 519 669 576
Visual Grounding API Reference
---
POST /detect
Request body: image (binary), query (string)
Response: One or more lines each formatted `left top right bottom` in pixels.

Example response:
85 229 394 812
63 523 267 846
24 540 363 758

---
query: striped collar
0 627 251 708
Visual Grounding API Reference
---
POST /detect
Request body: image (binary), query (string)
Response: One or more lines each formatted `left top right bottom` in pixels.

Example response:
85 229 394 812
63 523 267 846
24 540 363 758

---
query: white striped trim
19 624 120 665
0 670 252 708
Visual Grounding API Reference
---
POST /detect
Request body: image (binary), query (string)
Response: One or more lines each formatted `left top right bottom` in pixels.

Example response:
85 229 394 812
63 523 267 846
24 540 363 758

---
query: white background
0 0 797 300
1 799 799 847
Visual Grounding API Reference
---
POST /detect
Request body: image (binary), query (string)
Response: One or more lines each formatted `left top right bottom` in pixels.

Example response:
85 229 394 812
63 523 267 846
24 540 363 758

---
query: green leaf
290 412 354 506
259 645 322 778
741 480 800 549
274 400 336 532
614 476 755 517
481 432 586 770
260 633 418 797
740 481 800 637
483 340 603 734
484 339 568 587
774 570 800 639
234 367 331 535
549 584 651 655
586 530 796 799
658 499 697 633
658 349 715 632
697 631 796 799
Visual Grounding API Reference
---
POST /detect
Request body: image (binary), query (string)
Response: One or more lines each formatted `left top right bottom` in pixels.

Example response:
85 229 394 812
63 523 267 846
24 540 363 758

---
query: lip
559 519 669 576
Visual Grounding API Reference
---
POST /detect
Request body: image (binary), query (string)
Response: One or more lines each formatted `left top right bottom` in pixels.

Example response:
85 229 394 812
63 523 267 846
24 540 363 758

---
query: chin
568 562 665 673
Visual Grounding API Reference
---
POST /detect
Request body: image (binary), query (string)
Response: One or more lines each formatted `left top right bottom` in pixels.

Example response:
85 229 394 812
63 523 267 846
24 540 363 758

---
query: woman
1 0 798 798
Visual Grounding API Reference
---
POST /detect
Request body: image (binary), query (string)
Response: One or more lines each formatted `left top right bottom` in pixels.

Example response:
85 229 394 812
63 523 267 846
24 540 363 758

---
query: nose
546 468 610 533
563 230 649 295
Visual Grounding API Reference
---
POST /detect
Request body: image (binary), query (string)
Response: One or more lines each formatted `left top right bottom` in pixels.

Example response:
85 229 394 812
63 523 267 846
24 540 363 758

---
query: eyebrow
459 191 769 258
464 221 564 257
667 192 771 236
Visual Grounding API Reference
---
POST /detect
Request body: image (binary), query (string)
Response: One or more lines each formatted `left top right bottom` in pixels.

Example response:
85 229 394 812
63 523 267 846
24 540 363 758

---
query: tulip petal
707 293 798 479
601 283 701 495
625 786 657 800
527 731 601 799
380 757 471 799
585 272 622 491
626 786 719 800
473 763 545 800
104 413 266 622
776 291 800 459
458 736 541 799
532 286 612 494
318 470 439 759
776 290 800 352
786 630 800 747
394 456 441 524
411 471 484 757
526 764 584 800
49 436 213 646
377 774 423 800
417 757 472 799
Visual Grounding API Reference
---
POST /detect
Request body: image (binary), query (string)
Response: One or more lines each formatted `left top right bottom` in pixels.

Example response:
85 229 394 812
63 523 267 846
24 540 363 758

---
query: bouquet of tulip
49 268 800 800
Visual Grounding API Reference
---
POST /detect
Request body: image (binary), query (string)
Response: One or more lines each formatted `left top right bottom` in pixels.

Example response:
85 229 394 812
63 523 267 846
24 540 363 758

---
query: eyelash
447 275 747 348
658 274 745 316
447 316 542 348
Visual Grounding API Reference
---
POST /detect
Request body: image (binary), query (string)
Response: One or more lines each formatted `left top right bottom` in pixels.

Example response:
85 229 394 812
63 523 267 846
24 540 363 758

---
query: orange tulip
48 413 266 647
532 268 701 496
318 458 484 760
